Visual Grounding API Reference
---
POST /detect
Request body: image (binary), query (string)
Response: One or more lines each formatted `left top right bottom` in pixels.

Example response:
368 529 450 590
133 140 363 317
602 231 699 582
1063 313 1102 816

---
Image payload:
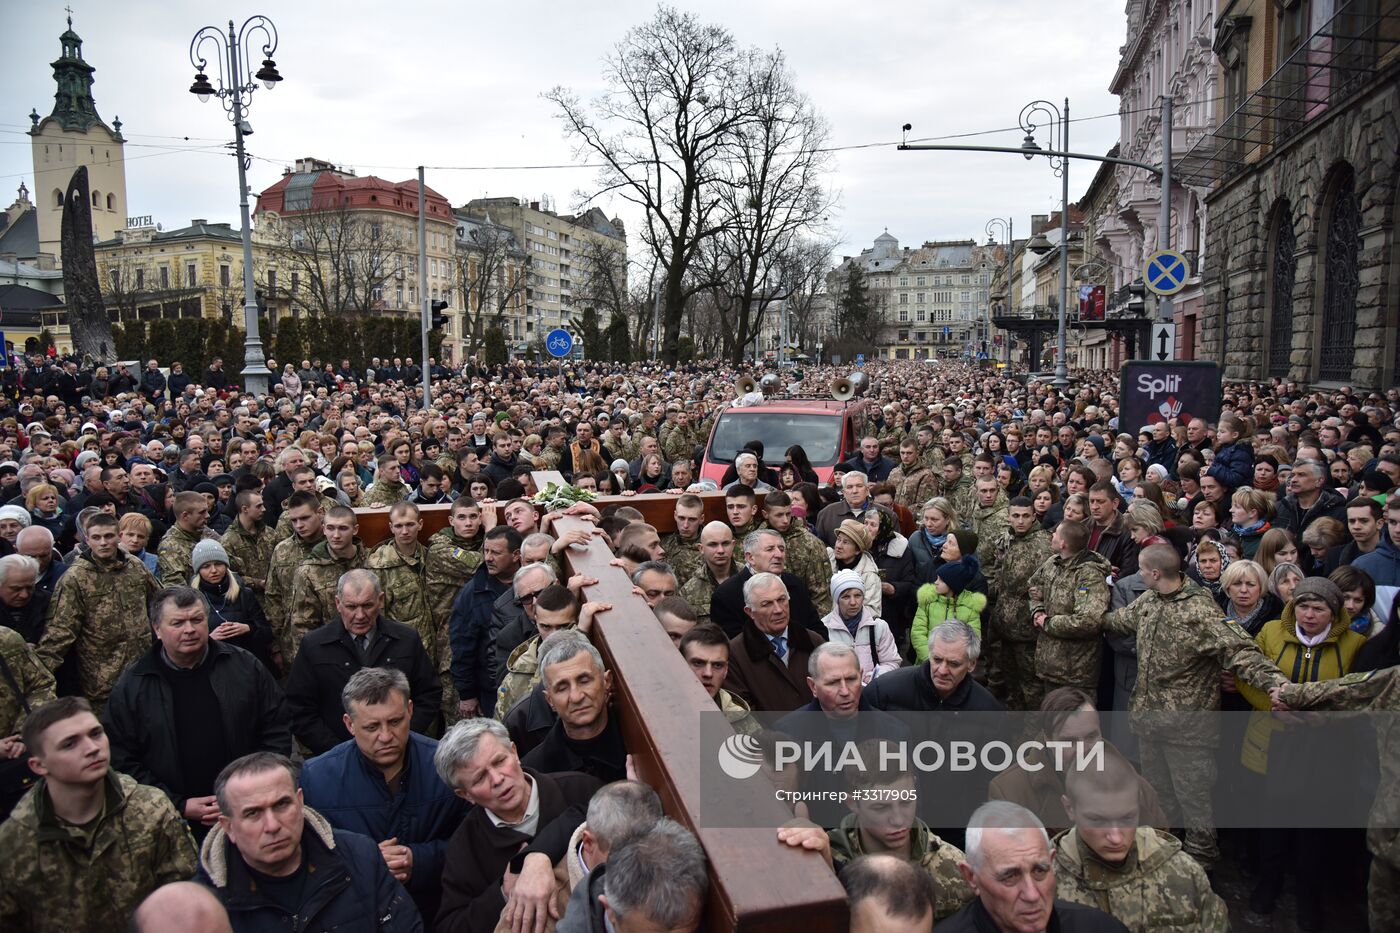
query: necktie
770 635 787 660
355 634 370 658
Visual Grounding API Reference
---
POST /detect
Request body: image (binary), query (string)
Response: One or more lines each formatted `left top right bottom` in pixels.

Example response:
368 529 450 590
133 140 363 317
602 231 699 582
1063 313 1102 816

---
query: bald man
133 882 232 933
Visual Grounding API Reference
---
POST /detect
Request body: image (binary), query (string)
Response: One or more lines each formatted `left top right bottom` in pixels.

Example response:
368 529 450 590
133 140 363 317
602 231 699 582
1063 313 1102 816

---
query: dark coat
837 454 896 484
723 618 826 712
1089 515 1139 578
449 564 510 709
300 733 468 922
103 640 291 812
140 367 167 398
1141 438 1179 477
435 768 602 933
198 572 275 670
502 684 555 758
863 661 1003 713
167 371 192 397
489 587 528 688
940 898 1128 933
200 812 423 933
521 715 627 784
481 452 519 486
202 365 231 390
1274 486 1348 538
0 587 50 644
286 617 442 756
710 566 822 640
908 528 944 586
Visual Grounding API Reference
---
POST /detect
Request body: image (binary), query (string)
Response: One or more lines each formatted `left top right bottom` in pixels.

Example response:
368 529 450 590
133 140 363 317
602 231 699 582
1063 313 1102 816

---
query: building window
186 263 197 287
915 293 925 304
916 276 925 286
917 309 926 322
898 308 909 323
898 330 910 342
159 266 169 289
267 269 277 293
135 268 145 290
219 264 231 287
1267 201 1296 377
290 272 300 293
1319 165 1360 381
106 194 114 211
110 269 119 290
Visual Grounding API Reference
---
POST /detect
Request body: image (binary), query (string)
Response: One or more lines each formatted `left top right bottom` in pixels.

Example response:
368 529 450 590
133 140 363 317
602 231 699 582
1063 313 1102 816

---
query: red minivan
699 398 869 487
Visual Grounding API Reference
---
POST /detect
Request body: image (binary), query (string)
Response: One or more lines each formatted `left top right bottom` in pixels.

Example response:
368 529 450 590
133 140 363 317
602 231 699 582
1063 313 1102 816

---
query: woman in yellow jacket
1236 576 1365 928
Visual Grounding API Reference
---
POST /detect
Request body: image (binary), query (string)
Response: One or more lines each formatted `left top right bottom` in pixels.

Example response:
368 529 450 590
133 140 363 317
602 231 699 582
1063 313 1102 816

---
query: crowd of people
0 348 1398 933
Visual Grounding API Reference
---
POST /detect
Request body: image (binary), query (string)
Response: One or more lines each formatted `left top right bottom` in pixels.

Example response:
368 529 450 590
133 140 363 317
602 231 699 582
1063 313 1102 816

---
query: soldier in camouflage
263 490 325 666
265 466 321 549
887 440 941 510
155 491 222 588
426 497 485 626
366 502 437 667
360 453 409 508
678 522 740 626
916 425 945 474
1054 747 1229 933
287 505 368 653
1027 520 1112 694
725 485 762 543
970 476 1009 569
38 513 159 712
985 497 1053 711
0 697 198 933
1101 543 1287 872
1274 667 1400 931
762 492 832 617
942 458 976 529
0 624 55 738
220 489 273 595
661 494 706 587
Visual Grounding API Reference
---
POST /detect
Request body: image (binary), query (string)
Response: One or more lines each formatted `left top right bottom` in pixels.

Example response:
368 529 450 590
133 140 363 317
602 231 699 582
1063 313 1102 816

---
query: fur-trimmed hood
198 805 337 888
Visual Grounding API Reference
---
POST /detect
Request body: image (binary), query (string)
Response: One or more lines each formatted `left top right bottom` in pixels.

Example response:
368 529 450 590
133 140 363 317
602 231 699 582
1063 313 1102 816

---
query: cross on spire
65 5 74 25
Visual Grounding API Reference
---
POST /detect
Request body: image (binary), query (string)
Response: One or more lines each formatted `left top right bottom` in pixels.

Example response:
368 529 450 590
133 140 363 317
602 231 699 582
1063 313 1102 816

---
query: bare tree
98 252 204 325
451 218 528 358
546 6 753 366
774 237 835 354
263 200 404 319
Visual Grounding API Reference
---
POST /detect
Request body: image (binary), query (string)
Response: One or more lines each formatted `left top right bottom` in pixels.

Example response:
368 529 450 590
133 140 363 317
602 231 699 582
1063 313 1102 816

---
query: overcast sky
3 0 1127 267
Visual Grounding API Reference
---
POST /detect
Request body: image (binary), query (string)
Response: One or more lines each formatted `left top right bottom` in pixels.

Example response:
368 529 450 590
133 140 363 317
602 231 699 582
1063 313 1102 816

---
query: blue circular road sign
1143 250 1188 296
546 328 574 358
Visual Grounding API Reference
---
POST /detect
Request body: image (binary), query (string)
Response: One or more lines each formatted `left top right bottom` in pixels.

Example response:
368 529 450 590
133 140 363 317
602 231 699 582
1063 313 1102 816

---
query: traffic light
429 300 449 331
1125 281 1147 317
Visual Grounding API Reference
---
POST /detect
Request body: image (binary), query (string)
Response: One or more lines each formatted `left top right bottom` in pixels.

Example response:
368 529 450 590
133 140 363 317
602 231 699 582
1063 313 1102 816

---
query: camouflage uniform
367 541 437 666
731 519 761 544
425 527 483 627
264 532 321 663
678 561 740 625
266 499 298 549
971 498 1009 569
0 770 198 933
778 524 833 618
287 541 368 652
220 520 273 594
828 815 974 922
985 523 1052 711
360 479 407 508
0 626 55 734
1103 578 1287 871
1053 827 1228 933
38 551 159 711
1280 667 1400 930
435 452 459 475
661 531 703 587
947 475 976 528
919 442 945 474
717 688 761 735
537 446 563 471
495 635 542 722
887 464 940 510
1026 549 1112 692
155 523 219 587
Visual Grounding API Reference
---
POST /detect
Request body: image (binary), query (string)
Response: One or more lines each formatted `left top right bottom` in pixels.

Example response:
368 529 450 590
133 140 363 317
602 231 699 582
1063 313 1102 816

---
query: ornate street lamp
1019 99 1070 386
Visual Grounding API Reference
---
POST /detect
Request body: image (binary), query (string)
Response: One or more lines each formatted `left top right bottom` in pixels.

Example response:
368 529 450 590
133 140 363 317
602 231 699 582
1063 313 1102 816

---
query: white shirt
485 774 541 838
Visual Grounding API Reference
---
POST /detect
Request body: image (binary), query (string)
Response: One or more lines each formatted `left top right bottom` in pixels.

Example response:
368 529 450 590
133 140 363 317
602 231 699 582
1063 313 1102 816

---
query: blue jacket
301 733 468 923
1355 535 1400 626
199 809 423 932
449 563 509 707
837 454 896 484
1205 440 1253 490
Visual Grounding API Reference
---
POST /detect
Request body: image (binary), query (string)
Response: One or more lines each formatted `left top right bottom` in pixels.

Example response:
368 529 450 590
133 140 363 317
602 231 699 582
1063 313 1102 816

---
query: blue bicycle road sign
546 328 574 358
1143 250 1188 296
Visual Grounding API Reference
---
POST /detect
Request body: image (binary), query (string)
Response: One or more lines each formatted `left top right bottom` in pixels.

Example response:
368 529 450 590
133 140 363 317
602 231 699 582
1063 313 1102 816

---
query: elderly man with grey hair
723 451 776 494
520 631 626 784
300 667 467 922
941 801 1128 933
16 525 66 597
710 528 822 640
722 571 826 712
0 553 46 644
489 535 559 684
434 717 602 933
285 569 441 755
558 818 709 933
865 620 1000 712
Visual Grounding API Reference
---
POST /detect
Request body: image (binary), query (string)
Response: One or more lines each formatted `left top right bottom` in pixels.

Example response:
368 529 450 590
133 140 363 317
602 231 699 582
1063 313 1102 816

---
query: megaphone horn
735 375 757 396
831 378 855 401
848 371 870 395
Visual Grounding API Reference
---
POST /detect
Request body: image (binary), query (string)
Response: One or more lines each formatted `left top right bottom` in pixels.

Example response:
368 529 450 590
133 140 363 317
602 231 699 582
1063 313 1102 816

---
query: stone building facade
1190 0 1399 388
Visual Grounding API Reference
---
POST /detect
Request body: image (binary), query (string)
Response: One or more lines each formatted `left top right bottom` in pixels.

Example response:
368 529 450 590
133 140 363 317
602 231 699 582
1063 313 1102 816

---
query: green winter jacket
911 583 986 662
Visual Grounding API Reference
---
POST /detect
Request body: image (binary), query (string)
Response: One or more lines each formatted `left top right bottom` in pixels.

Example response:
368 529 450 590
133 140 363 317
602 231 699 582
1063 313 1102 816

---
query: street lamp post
188 16 283 397
985 217 1013 367
1019 99 1070 387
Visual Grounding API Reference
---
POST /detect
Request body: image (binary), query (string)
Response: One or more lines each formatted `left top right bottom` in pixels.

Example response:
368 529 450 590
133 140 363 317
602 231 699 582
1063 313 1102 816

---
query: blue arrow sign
545 328 574 358
1143 250 1188 296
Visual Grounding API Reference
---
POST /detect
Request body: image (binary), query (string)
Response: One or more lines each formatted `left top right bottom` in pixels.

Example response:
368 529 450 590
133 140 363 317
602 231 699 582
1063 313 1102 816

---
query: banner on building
1078 285 1105 321
1120 361 1221 429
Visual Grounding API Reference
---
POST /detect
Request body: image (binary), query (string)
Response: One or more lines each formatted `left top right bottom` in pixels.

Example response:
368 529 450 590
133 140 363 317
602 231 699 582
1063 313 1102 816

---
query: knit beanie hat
191 539 230 575
950 528 979 558
937 556 978 597
836 519 872 553
830 568 865 603
1291 576 1342 615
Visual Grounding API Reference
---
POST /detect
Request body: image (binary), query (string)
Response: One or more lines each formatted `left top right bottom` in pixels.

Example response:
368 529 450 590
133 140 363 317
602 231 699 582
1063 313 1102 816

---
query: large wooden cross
355 479 846 931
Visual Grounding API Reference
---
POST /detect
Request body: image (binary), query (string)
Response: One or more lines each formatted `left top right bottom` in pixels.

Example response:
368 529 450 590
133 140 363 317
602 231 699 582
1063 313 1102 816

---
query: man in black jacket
520 632 626 784
940 801 1129 933
285 569 441 755
865 620 1002 714
103 586 291 834
709 529 821 639
433 717 601 933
